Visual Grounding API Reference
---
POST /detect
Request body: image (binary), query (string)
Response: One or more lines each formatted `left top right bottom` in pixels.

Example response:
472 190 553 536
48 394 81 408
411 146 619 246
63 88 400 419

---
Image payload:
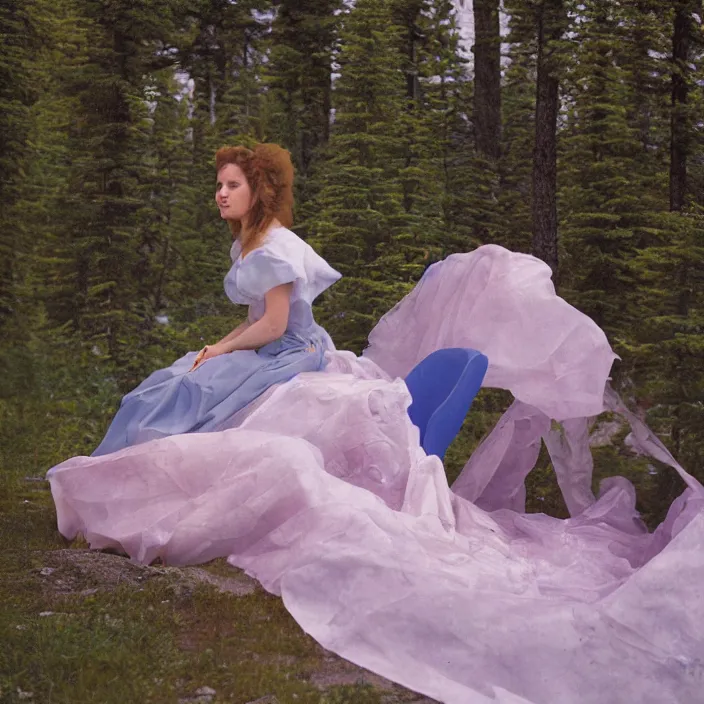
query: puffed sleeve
237 248 302 300
227 230 341 305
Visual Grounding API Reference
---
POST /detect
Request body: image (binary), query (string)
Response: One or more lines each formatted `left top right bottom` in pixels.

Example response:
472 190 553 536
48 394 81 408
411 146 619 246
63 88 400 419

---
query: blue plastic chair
404 348 489 460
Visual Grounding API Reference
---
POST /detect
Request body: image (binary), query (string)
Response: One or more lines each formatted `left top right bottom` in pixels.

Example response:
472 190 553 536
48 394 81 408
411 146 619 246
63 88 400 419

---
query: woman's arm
223 283 292 352
216 319 251 346
192 283 292 368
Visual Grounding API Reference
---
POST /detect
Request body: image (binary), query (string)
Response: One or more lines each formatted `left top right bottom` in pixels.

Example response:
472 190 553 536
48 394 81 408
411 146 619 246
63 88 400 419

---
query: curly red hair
215 143 295 248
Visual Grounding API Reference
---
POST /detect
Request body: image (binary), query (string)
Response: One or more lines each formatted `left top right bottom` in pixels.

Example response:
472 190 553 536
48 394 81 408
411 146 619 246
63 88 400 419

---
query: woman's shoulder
248 226 319 265
228 225 340 303
236 226 299 255
233 225 337 277
265 226 306 252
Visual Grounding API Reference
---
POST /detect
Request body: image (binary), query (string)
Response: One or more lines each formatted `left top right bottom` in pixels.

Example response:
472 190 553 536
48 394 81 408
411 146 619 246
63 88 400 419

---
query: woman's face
215 163 253 222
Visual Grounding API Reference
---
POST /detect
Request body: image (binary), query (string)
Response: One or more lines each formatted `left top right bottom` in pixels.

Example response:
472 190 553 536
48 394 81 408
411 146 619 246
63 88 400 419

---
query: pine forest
1 0 703 526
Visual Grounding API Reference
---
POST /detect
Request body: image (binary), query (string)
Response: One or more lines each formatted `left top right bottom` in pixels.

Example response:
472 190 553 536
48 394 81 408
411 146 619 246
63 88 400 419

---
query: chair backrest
404 348 489 459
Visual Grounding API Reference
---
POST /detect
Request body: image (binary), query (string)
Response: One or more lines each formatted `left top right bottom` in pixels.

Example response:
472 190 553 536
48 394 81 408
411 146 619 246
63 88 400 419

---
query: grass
0 361 432 704
0 475 423 704
1 336 679 703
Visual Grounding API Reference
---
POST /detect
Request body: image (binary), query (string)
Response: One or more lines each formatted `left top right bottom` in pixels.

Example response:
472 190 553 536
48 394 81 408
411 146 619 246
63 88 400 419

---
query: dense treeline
1 0 702 522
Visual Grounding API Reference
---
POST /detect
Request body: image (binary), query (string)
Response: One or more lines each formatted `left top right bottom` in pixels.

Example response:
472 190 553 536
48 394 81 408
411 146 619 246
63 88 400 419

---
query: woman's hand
189 343 228 371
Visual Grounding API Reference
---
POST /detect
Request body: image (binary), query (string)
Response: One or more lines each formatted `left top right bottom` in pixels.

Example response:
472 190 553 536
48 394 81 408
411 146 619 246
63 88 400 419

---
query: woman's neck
238 217 283 253
266 217 283 232
240 217 283 241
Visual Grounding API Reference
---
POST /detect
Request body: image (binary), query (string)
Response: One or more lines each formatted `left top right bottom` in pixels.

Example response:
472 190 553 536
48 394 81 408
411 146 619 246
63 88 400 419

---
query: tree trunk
668 2 701 458
532 0 564 283
473 0 502 160
670 1 696 212
631 1 656 152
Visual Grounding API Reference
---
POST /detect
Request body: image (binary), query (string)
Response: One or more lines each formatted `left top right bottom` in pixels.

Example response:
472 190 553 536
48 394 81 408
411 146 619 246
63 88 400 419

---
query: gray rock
178 685 217 703
589 419 623 447
39 549 257 598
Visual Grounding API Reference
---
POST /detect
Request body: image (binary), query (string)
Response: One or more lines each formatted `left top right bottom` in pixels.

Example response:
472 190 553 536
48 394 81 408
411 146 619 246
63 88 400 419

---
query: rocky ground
1 478 438 704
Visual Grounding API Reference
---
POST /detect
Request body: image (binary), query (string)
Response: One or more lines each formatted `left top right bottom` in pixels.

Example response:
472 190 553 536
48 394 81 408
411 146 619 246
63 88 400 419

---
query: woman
91 143 341 457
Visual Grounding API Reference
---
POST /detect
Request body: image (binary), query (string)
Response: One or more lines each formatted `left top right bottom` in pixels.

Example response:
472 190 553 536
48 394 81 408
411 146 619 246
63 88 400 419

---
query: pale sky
452 0 512 70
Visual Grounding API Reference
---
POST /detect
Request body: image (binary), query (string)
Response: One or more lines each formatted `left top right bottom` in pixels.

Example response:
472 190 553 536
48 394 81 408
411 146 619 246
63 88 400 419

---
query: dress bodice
223 227 341 335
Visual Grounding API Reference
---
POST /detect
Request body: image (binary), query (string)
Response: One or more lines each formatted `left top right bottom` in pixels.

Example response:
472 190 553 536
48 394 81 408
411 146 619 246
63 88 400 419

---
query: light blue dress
92 227 341 457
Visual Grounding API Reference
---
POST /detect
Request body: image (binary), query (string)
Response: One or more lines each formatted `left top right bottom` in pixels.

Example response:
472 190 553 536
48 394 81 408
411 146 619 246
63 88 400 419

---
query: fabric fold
47 244 703 704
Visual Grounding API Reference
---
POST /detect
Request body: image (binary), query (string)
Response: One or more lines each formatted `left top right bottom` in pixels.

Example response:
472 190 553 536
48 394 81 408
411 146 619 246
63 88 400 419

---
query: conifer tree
618 0 671 155
473 0 502 161
182 0 269 136
496 0 537 253
558 0 655 335
179 0 271 319
0 0 39 327
628 0 703 496
22 0 90 327
136 70 195 318
304 0 411 351
214 0 270 140
43 0 183 374
389 0 468 260
413 0 475 256
264 0 342 191
532 0 567 281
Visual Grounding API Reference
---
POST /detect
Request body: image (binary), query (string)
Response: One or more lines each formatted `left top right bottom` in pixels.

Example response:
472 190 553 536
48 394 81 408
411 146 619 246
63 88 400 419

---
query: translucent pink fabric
364 245 618 421
48 245 703 704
